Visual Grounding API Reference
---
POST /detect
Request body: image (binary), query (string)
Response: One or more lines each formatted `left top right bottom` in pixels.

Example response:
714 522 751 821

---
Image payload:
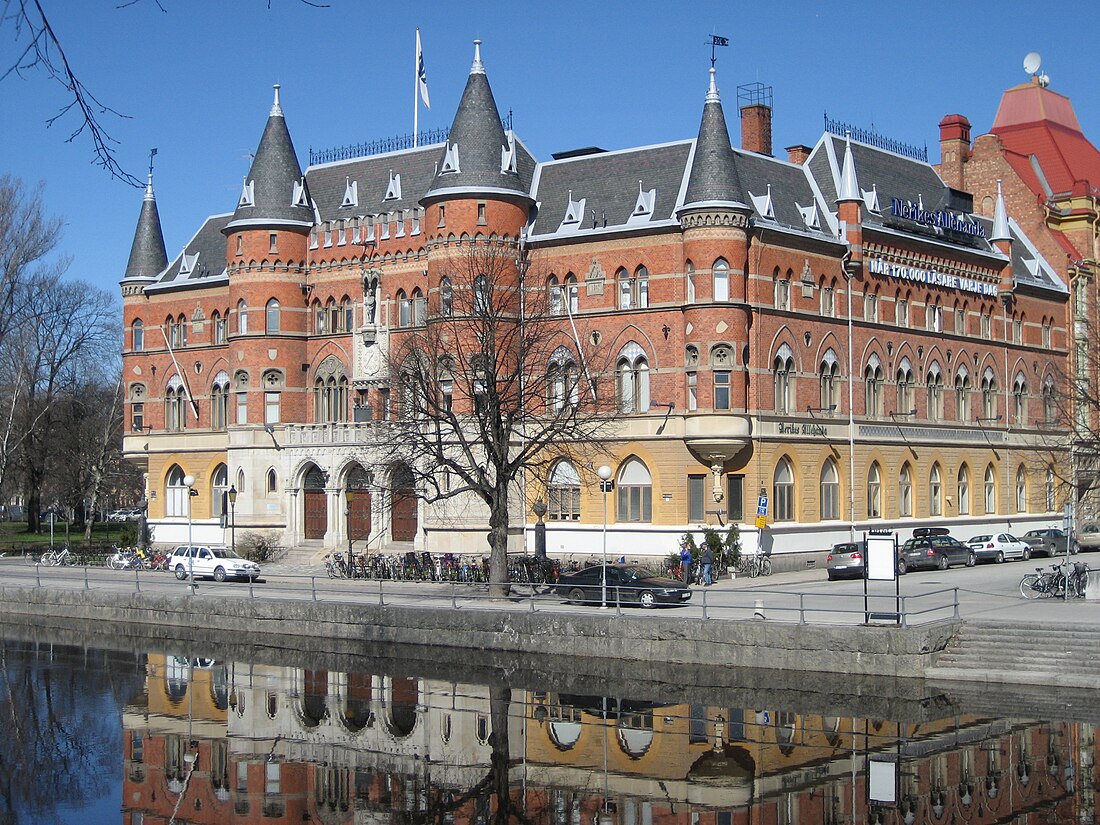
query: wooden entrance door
303 465 327 540
348 493 371 542
391 487 418 542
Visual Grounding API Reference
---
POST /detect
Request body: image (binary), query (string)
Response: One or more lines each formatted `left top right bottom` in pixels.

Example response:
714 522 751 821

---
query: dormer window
179 253 198 276
627 182 656 225
238 179 255 208
862 184 881 213
796 201 820 230
441 143 461 174
559 191 586 231
292 178 309 207
340 177 358 208
384 171 402 201
500 133 517 174
749 185 775 220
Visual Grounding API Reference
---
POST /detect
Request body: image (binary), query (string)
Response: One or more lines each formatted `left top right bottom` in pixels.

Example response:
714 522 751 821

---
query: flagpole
413 28 420 147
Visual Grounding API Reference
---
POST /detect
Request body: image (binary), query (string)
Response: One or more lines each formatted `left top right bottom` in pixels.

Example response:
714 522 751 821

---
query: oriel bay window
616 457 652 523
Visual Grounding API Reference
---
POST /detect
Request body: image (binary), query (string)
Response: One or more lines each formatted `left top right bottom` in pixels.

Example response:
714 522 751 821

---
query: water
0 627 1095 825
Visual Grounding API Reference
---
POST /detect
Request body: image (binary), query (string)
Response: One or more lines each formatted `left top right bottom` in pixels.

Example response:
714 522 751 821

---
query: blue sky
3 1 1097 298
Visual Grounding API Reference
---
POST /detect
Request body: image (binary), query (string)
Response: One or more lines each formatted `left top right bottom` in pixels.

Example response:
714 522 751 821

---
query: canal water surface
0 630 1095 824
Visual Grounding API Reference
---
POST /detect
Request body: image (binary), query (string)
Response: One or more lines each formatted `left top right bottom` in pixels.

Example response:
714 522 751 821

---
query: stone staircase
930 620 1100 690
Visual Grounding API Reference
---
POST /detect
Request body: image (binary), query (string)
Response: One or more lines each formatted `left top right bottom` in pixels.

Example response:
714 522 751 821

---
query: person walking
701 545 714 586
679 544 693 586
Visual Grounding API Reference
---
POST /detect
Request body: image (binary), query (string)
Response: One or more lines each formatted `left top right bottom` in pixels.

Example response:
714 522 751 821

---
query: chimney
938 114 971 191
785 144 812 165
738 83 773 157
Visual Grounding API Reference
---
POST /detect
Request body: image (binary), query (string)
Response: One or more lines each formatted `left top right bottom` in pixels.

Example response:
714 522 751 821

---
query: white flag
416 29 430 109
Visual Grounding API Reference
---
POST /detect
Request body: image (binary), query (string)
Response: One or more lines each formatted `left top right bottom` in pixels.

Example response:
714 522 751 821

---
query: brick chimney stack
737 82 773 157
938 113 972 191
785 144 812 165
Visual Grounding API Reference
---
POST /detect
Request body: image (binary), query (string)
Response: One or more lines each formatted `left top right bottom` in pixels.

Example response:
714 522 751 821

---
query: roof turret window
559 191 586 231
501 133 517 175
627 182 656 226
340 177 358 208
238 179 255 208
862 184 881 213
796 201 820 230
749 185 775 220
440 143 461 174
292 178 309 208
179 253 198 276
384 171 402 201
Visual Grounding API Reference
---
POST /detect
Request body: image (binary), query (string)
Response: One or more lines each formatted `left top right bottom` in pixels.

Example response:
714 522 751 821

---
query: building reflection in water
121 654 1097 825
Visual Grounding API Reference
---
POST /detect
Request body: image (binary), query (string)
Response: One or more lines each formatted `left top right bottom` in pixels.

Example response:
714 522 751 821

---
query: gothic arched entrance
390 464 418 542
346 464 372 545
303 464 327 540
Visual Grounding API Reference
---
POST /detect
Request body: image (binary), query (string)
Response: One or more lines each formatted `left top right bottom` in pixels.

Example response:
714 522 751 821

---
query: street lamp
532 498 547 559
227 485 238 556
183 474 196 590
597 465 613 608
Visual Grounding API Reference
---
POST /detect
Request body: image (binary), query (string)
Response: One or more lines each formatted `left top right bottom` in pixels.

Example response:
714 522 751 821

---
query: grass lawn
0 520 134 548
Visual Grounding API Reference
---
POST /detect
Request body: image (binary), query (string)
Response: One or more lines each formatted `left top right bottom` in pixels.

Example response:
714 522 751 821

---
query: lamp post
597 465 613 608
183 474 196 590
532 499 547 559
228 485 238 556
345 488 356 561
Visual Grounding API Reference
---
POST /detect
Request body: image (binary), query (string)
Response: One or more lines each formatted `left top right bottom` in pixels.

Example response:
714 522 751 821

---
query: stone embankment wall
0 585 957 678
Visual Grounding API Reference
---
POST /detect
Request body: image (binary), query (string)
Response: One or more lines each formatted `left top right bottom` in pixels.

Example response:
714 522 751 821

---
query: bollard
900 595 907 628
249 579 254 599
953 588 960 619
84 565 89 591
701 588 708 620
311 576 317 601
798 593 805 624
753 598 765 620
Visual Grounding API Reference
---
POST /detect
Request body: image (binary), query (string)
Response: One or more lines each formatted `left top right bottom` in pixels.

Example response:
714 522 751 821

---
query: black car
553 564 692 608
900 533 975 571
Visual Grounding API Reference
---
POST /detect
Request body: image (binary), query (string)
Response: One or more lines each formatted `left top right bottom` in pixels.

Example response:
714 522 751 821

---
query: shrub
679 524 741 573
236 531 284 563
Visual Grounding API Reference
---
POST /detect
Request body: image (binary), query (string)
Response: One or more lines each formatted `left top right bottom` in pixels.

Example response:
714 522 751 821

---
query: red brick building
121 42 1069 560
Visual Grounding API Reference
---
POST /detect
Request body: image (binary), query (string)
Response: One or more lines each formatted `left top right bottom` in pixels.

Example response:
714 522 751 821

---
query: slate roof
681 69 746 210
306 139 536 224
148 213 231 290
423 45 530 203
528 141 692 238
226 90 314 231
734 150 823 232
123 178 168 281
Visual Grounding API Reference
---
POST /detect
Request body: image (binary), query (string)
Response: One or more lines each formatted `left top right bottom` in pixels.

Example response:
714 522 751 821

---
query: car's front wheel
896 558 907 575
213 567 227 583
567 587 586 604
1022 547 1032 561
638 591 656 608
174 565 188 581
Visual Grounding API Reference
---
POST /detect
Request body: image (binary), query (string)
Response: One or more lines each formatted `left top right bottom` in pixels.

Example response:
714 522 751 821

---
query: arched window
325 297 338 333
397 290 410 327
981 367 997 421
166 315 179 348
713 258 729 302
265 299 280 334
954 366 971 421
313 359 349 423
548 459 581 521
616 458 652 523
957 464 970 515
929 464 943 517
774 344 794 414
926 362 943 421
1015 466 1027 513
212 464 228 519
211 371 230 430
773 458 794 521
411 288 426 326
865 355 883 417
166 465 189 517
165 375 187 432
820 459 840 521
819 350 839 413
899 463 913 517
178 314 188 347
896 358 914 414
685 260 696 303
1013 373 1027 426
616 343 649 413
132 319 144 352
313 299 325 333
237 299 248 334
984 464 996 514
564 274 579 314
1046 466 1055 511
473 274 489 315
617 268 632 309
440 277 453 317
212 310 226 345
635 265 649 308
867 462 882 519
342 297 353 332
266 468 278 495
548 275 561 315
548 347 579 414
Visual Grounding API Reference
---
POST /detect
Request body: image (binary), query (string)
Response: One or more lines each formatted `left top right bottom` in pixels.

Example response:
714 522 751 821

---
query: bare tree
377 240 615 598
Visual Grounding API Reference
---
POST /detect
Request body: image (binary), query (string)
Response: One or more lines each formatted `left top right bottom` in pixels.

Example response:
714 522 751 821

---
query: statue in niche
362 269 379 325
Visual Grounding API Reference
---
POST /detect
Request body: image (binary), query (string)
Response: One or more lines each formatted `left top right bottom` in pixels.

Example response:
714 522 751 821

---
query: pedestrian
679 544 693 585
701 545 714 586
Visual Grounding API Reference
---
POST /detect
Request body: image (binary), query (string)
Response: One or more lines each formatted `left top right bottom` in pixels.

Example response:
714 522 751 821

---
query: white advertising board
866 534 897 581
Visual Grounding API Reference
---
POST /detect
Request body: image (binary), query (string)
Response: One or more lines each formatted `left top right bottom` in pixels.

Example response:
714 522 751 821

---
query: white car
167 545 261 582
966 533 1030 563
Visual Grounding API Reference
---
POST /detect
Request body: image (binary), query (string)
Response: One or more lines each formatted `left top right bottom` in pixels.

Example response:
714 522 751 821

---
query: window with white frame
166 465 189 517
929 464 943 516
899 463 913 517
1046 466 1055 511
714 371 730 410
616 458 652 523
774 344 795 414
865 355 883 417
265 299 280 334
820 350 839 413
1013 373 1027 425
896 358 914 414
686 261 696 303
547 459 581 521
713 258 729 302
165 375 187 432
264 391 280 424
926 363 944 421
211 372 230 430
1015 466 1027 512
820 458 840 520
957 464 970 515
981 368 997 420
237 300 248 334
564 274 578 314
212 464 228 519
616 343 650 413
984 464 996 514
954 367 971 421
867 462 882 518
687 371 697 411
773 457 794 521
132 319 144 351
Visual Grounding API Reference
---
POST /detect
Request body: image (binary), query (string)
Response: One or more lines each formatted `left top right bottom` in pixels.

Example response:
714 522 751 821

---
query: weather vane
705 32 729 68
148 147 157 177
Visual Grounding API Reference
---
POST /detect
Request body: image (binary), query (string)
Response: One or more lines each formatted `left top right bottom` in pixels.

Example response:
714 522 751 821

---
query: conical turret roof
225 85 314 232
679 68 747 214
422 41 531 204
123 172 168 281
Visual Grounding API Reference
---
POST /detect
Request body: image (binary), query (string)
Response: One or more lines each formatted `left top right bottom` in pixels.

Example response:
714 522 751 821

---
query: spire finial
706 67 720 103
471 39 485 75
271 83 283 117
838 132 861 202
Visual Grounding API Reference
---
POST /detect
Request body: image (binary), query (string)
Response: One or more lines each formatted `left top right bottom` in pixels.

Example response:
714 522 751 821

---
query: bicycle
1020 562 1089 599
40 547 72 566
733 553 772 578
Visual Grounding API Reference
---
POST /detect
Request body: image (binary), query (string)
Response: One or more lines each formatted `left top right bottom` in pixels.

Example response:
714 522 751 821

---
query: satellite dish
1023 52 1042 76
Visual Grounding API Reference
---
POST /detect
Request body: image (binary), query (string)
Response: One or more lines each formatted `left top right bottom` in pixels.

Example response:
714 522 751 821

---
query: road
1 553 1096 627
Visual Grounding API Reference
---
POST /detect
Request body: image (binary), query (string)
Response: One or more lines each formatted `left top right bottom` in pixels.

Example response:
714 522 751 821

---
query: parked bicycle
107 547 149 570
25 547 73 566
732 553 772 578
1019 562 1089 599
